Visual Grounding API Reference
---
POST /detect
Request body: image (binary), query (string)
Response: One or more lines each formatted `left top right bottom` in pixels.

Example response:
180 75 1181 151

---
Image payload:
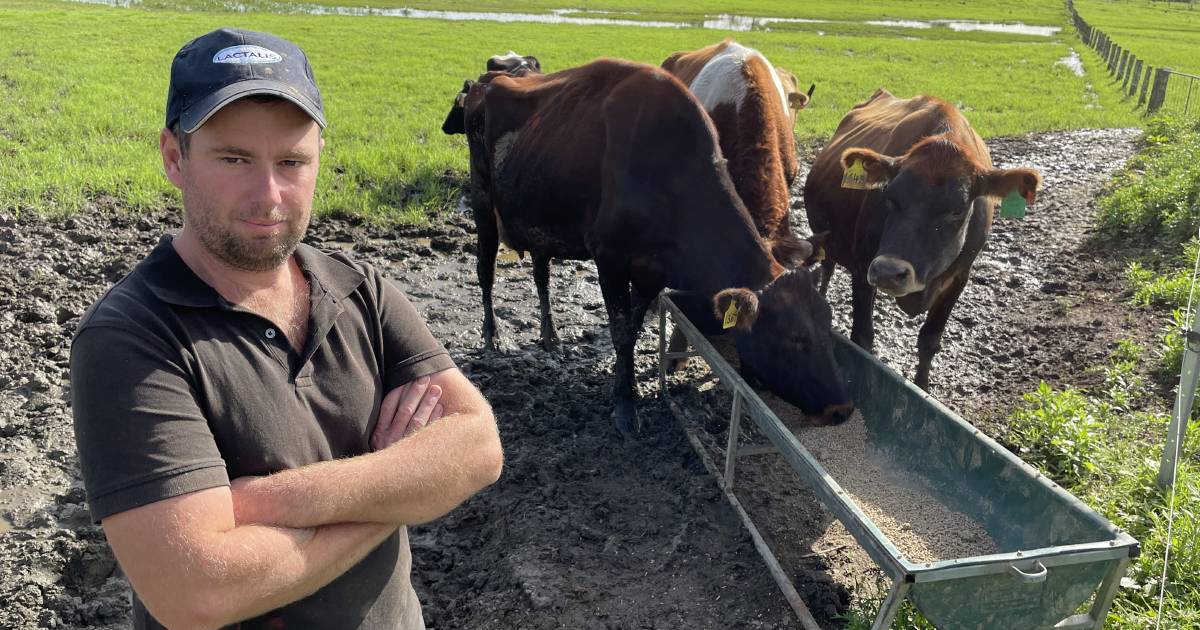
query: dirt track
0 127 1157 629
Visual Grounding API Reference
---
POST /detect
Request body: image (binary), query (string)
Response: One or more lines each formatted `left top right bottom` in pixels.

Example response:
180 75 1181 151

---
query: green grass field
0 0 1140 221
61 0 1072 24
1075 0 1200 76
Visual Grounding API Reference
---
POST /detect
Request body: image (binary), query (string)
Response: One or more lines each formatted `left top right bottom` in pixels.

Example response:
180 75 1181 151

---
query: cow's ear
802 230 831 267
768 235 814 270
525 55 542 72
661 51 685 73
841 148 898 189
979 167 1042 205
713 288 760 332
788 91 810 110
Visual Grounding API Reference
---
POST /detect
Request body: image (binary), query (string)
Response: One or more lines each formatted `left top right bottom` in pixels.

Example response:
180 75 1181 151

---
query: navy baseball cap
165 28 326 133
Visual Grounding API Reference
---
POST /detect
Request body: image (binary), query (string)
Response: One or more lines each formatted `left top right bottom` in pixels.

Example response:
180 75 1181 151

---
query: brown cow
803 89 1041 390
662 39 812 240
456 58 851 434
442 52 548 348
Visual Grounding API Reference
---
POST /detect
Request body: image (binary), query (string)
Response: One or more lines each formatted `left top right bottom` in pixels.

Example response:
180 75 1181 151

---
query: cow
662 39 813 240
442 52 553 349
455 58 852 434
803 89 1042 390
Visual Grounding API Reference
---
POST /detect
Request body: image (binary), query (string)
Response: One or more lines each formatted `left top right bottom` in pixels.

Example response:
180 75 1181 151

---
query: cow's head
774 67 814 113
443 52 543 136
487 51 541 75
441 79 475 135
840 137 1041 297
714 249 853 426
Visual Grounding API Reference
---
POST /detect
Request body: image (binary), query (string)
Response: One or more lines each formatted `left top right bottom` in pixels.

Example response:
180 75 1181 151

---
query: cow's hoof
540 333 561 352
483 338 510 355
612 403 640 437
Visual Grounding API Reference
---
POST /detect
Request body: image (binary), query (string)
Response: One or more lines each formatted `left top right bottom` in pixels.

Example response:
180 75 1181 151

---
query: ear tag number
999 189 1027 219
842 159 868 190
722 301 740 329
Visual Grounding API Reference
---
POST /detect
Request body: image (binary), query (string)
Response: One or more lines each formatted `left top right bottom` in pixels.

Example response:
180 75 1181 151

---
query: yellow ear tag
722 301 740 329
842 159 868 190
815 245 826 262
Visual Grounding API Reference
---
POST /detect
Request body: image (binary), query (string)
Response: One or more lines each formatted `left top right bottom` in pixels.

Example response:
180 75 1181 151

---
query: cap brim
179 79 327 133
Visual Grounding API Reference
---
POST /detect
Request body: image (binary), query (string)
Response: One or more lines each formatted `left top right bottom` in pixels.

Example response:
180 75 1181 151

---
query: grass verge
1074 0 1200 76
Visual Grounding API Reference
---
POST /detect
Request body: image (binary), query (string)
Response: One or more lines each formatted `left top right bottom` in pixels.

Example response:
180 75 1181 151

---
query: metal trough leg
1088 556 1130 628
725 391 744 489
873 576 912 630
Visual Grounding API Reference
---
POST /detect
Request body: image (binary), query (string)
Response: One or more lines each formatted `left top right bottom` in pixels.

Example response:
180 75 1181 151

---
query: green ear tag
722 301 740 329
999 189 1027 219
842 160 868 190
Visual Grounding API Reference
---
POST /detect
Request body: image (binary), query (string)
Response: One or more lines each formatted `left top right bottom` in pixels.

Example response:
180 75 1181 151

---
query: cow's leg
818 259 836 295
532 253 559 350
596 262 642 435
850 275 876 353
915 273 968 391
475 208 502 352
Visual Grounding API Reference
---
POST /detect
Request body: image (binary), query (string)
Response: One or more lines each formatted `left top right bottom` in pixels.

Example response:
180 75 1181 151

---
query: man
70 28 503 629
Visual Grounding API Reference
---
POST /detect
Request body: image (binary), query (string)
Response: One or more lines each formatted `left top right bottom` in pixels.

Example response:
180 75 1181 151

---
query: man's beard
184 192 308 272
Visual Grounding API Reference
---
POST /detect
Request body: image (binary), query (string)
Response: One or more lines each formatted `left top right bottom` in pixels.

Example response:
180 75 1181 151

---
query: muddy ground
0 127 1160 629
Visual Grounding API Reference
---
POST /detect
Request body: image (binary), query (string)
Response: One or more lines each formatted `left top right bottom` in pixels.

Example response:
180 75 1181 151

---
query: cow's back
481 59 730 263
665 41 798 240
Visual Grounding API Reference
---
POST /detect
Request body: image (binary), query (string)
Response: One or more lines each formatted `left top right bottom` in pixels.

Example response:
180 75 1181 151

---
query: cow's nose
817 402 855 426
868 256 916 294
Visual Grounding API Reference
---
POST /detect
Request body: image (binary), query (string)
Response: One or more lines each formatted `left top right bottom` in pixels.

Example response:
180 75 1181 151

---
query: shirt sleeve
71 325 228 523
372 268 456 391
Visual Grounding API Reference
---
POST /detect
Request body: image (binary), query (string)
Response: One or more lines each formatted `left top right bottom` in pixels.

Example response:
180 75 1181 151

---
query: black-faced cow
455 58 851 434
803 89 1042 389
442 52 554 349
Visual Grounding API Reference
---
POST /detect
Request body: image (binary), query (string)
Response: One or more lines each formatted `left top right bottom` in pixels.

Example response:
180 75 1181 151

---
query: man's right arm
101 485 394 630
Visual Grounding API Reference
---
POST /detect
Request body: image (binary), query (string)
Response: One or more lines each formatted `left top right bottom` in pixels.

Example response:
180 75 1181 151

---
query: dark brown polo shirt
71 235 455 630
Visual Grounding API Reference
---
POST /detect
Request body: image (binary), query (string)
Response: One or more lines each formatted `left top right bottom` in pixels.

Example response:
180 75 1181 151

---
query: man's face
163 98 322 271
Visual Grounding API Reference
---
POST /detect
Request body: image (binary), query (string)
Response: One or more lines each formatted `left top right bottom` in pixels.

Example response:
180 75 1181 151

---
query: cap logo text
212 45 282 65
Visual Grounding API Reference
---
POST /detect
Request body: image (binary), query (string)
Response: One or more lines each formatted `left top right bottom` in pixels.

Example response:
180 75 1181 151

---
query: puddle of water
867 19 933 29
64 1 1062 37
943 21 1060 36
868 18 1059 36
1056 49 1085 76
703 14 829 31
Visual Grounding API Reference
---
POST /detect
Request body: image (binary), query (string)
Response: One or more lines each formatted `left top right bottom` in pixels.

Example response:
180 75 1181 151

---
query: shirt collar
142 235 366 307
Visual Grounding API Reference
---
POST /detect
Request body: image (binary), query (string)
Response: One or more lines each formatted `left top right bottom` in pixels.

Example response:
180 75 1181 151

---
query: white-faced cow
454 58 852 434
803 89 1042 389
662 39 812 240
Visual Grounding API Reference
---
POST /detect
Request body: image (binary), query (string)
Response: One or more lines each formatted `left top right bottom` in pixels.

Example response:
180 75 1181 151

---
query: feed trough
656 294 1139 630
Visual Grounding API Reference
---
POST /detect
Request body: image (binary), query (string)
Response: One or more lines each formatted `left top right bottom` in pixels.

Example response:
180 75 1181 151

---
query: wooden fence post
1147 68 1171 113
1129 59 1144 96
1118 50 1129 82
1138 66 1154 108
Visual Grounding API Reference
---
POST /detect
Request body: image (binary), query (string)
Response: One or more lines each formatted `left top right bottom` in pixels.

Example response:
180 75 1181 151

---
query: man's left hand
371 377 444 451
